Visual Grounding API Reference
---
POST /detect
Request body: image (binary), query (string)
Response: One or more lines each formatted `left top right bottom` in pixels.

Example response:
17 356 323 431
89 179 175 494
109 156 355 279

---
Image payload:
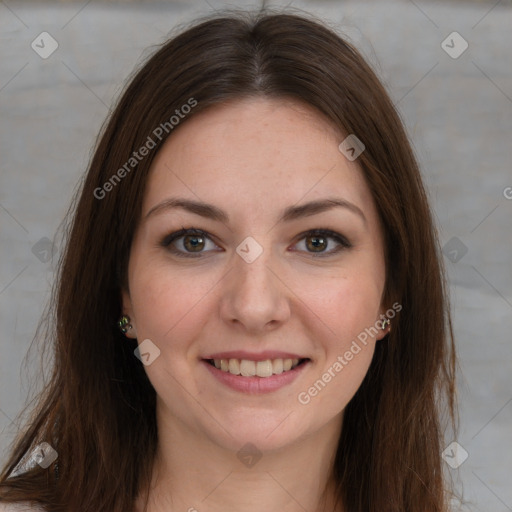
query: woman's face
122 97 389 452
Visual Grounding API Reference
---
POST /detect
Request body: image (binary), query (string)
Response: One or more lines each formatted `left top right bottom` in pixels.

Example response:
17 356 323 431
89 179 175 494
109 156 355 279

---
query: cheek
306 270 383 341
297 272 382 410
128 261 217 349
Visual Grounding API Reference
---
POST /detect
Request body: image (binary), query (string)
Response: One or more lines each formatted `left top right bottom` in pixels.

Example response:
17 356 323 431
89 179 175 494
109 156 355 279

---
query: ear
120 287 138 339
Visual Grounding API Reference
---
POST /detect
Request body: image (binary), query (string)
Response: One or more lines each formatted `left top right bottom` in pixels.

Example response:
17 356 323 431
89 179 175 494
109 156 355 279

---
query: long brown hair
0 9 457 512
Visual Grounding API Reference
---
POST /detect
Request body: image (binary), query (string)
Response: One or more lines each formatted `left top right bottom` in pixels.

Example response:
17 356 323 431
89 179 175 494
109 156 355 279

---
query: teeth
240 359 255 377
273 359 284 374
256 360 273 378
210 357 304 377
228 359 240 375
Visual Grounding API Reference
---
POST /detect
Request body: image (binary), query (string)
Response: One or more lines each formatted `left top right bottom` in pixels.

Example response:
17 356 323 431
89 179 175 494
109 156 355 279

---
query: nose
219 244 291 334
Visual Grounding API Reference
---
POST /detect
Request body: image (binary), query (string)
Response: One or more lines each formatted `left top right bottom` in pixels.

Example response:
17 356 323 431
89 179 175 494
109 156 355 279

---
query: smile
206 357 307 378
202 356 311 394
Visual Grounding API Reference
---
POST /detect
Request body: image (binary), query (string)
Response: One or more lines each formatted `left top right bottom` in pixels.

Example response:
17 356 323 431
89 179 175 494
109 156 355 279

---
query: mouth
203 357 310 378
202 355 311 394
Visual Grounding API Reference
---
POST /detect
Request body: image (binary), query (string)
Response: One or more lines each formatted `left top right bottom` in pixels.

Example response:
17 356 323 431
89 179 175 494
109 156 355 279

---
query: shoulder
0 503 45 512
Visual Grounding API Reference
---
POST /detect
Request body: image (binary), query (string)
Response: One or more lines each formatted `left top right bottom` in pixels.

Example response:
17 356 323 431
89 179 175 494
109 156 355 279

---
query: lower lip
202 359 310 394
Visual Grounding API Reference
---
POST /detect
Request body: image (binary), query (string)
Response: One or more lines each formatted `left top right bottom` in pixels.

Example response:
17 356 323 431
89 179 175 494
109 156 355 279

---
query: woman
0 9 457 512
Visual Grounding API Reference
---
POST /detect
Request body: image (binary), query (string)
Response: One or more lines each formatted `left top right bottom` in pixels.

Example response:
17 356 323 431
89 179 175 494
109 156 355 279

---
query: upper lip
202 350 308 362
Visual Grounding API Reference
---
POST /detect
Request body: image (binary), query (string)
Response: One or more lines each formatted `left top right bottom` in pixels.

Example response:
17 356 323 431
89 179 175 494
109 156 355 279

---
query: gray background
1 0 511 510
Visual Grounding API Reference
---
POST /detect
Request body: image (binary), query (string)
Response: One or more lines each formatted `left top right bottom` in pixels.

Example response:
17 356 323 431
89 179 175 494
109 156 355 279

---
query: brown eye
161 227 351 259
160 228 221 258
292 229 352 256
305 234 328 252
182 234 205 252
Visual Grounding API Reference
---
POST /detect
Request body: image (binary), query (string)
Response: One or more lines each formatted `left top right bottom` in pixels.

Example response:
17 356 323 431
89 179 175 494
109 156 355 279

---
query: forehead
143 97 378 227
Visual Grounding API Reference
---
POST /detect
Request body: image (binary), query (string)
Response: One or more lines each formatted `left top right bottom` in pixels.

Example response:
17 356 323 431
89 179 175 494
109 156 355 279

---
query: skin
123 97 390 512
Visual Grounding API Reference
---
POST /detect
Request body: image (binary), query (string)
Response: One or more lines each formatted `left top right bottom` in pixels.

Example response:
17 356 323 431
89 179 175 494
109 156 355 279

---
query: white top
0 503 45 512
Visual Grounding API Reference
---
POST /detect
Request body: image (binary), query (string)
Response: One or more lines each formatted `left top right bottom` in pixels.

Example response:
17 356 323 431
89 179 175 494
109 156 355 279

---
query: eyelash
160 227 352 258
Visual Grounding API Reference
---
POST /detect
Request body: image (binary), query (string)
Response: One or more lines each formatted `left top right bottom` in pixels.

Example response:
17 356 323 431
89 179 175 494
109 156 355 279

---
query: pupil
185 235 204 251
308 236 326 252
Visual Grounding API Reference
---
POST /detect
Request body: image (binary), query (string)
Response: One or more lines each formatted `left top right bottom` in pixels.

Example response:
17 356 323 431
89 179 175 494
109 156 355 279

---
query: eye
160 227 352 258
160 227 221 258
292 229 352 256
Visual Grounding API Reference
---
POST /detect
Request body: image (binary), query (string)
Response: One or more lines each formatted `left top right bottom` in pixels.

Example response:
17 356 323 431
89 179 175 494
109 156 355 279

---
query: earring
118 315 132 334
381 318 391 331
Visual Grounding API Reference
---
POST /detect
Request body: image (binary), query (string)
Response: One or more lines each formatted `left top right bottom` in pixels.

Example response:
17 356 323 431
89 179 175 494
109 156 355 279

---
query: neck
135 406 344 512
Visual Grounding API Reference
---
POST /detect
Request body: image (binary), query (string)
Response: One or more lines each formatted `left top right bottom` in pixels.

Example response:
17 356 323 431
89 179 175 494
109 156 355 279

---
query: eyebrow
145 197 367 226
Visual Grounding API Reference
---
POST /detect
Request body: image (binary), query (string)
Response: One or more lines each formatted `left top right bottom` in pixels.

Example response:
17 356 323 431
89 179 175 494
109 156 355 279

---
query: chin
201 409 315 455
